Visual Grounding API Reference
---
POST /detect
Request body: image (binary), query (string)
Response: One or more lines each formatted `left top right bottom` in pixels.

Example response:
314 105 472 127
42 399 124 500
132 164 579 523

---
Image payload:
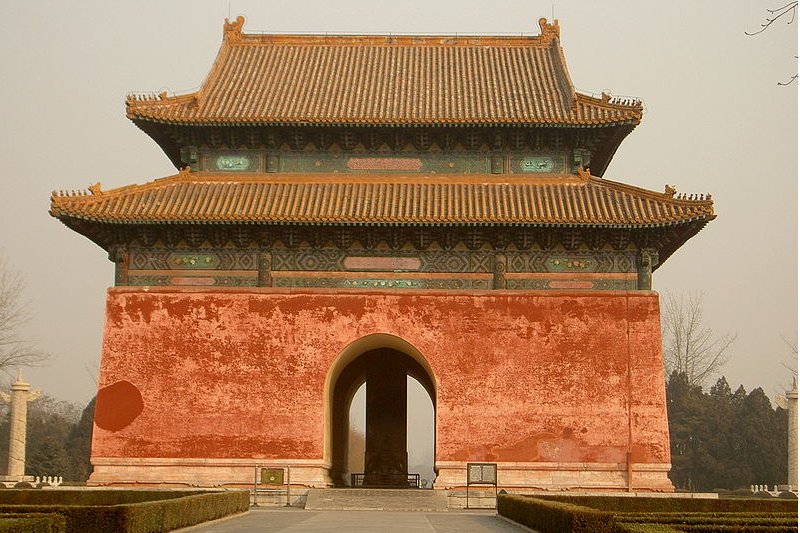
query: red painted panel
93 288 669 469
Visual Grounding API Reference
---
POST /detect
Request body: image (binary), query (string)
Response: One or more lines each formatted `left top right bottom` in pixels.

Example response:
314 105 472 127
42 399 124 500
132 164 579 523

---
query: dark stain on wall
95 380 144 432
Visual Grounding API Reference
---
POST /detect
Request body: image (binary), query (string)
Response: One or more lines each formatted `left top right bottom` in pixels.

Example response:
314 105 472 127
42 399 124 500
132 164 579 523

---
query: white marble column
788 378 798 490
2 371 39 481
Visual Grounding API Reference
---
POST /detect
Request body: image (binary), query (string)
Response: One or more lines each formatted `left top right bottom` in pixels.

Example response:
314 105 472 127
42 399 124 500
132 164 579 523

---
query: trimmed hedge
0 490 203 506
613 525 797 533
500 495 798 533
120 491 249 532
616 514 797 526
497 495 616 533
0 513 66 533
677 525 797 533
618 512 797 523
539 495 797 513
0 490 249 533
672 527 796 532
615 524 682 533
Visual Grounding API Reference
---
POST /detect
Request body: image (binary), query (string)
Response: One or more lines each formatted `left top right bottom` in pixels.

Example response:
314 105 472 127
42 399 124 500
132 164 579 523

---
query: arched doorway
326 336 436 488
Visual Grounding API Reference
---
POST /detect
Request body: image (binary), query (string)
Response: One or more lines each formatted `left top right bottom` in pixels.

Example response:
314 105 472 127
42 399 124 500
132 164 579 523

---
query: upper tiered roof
126 17 642 128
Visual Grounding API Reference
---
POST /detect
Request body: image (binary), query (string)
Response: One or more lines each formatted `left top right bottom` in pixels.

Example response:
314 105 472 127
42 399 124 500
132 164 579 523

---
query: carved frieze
85 222 687 291
175 126 608 172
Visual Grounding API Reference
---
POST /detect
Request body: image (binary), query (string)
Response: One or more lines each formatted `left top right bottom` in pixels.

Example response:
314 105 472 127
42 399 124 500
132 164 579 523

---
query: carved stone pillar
492 254 507 289
364 350 408 487
637 248 658 290
1 371 40 482
258 251 272 287
788 379 798 489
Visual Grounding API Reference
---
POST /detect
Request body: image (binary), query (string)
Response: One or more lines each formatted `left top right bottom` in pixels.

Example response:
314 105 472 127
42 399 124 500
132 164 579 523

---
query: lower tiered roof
51 170 714 228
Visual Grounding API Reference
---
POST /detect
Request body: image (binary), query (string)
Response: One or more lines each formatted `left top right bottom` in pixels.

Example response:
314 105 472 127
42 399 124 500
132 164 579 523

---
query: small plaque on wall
516 155 565 173
215 154 254 171
347 157 422 171
343 256 422 271
260 468 284 485
467 463 497 484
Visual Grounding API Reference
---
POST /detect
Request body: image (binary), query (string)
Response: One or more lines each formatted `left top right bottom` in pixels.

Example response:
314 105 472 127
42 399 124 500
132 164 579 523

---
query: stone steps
304 488 449 511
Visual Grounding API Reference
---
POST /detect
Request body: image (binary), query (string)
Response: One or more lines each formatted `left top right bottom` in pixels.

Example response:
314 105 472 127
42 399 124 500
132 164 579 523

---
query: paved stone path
184 508 532 532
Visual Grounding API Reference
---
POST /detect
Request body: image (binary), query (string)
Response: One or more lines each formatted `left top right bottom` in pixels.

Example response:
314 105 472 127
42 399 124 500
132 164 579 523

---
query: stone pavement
182 508 533 532
304 488 449 511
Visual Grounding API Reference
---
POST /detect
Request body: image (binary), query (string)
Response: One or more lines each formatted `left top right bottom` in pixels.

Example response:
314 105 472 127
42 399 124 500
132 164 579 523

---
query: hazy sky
0 0 796 407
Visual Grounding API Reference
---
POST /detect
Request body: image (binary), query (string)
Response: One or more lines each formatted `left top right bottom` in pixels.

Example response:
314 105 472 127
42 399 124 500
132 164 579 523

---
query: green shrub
0 490 249 533
675 527 796 532
539 495 797 513
615 524 682 533
0 513 66 533
120 491 250 532
616 514 796 527
498 494 616 533
0 489 203 506
0 505 124 532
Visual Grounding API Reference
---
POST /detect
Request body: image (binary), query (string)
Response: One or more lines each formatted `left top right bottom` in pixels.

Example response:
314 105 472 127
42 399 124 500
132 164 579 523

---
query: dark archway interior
330 348 435 487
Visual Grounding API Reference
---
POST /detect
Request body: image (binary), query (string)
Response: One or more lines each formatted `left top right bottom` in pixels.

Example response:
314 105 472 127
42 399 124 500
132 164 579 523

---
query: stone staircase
305 488 449 511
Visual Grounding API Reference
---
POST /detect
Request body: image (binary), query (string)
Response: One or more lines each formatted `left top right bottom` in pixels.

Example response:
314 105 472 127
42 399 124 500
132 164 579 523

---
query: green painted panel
167 253 220 269
520 156 555 172
547 257 598 272
215 154 254 171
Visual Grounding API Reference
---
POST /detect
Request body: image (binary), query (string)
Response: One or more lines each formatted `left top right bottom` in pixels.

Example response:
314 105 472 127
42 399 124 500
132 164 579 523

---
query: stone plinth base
89 458 332 488
434 461 673 492
0 475 34 483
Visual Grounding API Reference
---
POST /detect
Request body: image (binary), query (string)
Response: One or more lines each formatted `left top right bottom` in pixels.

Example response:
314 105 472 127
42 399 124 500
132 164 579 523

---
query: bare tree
779 333 798 380
0 254 47 373
746 2 798 85
661 291 736 388
773 334 797 407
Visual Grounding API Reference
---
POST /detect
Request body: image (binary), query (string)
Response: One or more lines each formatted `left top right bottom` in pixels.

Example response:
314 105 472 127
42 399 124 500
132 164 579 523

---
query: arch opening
325 335 436 488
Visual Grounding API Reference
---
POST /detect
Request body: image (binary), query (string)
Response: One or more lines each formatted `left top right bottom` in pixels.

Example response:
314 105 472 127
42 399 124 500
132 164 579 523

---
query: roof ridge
588 176 714 206
540 18 577 114
575 92 643 112
221 15 562 47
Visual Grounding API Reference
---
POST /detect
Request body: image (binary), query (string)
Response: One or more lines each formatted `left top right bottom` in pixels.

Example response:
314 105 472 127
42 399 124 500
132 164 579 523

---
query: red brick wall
92 288 669 469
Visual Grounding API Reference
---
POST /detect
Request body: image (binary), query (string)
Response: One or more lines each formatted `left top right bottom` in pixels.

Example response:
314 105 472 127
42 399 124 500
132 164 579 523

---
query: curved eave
50 173 714 234
128 114 641 129
51 213 713 228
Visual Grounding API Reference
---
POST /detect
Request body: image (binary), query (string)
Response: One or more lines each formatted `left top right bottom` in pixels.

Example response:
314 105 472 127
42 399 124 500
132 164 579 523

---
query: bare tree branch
746 2 798 85
0 254 48 374
779 333 798 380
661 291 736 387
746 1 798 35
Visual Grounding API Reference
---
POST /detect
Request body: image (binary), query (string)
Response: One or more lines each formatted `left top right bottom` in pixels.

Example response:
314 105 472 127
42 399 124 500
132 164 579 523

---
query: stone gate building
50 17 715 491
